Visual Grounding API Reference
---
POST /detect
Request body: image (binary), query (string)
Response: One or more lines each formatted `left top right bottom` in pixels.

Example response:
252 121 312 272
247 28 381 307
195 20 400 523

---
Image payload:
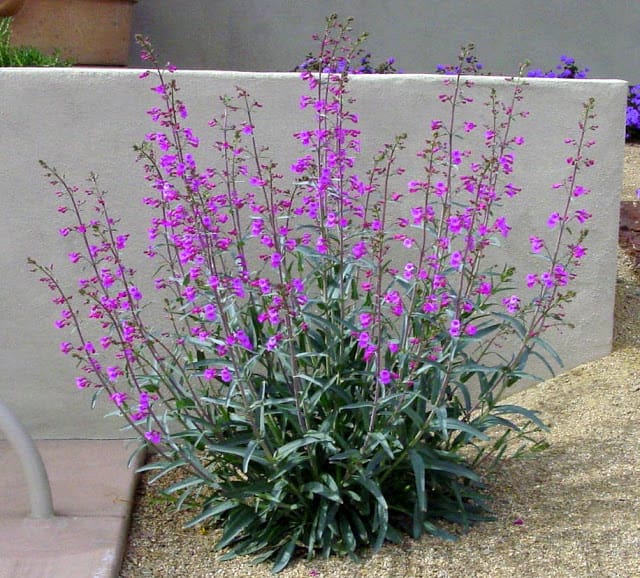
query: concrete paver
0 439 142 578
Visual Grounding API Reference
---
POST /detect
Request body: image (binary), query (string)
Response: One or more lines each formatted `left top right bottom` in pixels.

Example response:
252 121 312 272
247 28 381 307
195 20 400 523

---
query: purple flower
270 252 283 269
574 209 592 223
144 430 162 444
110 392 128 407
204 303 217 321
529 236 544 253
129 286 143 301
106 366 123 382
572 245 586 259
60 342 73 355
360 312 377 330
75 376 90 389
502 295 521 314
352 241 368 259
379 369 392 385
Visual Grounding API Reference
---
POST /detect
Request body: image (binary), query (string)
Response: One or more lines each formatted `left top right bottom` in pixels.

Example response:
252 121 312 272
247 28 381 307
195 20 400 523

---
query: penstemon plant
30 14 597 572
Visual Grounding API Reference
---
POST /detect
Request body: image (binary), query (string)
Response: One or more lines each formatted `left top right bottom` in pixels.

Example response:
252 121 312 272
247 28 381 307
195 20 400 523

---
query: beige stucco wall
130 1 640 83
0 69 627 438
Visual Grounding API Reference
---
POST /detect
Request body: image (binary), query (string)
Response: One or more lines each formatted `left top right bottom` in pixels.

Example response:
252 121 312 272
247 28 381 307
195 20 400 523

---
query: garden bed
118 148 640 578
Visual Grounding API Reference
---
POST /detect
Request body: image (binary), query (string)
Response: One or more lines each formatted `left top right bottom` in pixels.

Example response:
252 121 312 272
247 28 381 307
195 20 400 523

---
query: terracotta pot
0 0 26 16
8 0 137 66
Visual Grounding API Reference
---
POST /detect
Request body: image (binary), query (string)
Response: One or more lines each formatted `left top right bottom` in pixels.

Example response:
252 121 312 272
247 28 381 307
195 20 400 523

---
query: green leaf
216 507 258 550
409 449 427 513
443 418 490 441
271 531 301 573
274 432 334 460
184 500 237 528
353 473 388 552
302 481 343 503
494 404 550 431
530 335 563 367
205 442 270 466
492 311 527 339
339 514 357 553
347 509 369 544
242 439 263 473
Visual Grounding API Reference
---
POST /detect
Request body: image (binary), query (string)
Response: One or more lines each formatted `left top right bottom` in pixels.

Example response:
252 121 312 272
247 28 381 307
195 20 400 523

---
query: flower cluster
31 16 598 572
626 83 640 142
294 14 397 74
526 54 589 79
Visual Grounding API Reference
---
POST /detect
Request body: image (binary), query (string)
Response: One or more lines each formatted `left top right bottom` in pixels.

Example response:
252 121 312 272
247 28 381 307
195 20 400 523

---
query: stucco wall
0 69 626 438
130 0 640 83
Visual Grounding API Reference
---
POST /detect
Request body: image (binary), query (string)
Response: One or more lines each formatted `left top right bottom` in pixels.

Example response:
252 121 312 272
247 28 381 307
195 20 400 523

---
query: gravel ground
119 147 640 578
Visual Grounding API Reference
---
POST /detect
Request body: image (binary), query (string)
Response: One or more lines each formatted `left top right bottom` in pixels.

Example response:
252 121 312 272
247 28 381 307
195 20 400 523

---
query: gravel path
119 147 640 578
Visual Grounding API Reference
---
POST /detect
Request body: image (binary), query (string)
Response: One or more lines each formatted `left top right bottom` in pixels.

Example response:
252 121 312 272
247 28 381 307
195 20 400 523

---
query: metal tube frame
0 400 54 518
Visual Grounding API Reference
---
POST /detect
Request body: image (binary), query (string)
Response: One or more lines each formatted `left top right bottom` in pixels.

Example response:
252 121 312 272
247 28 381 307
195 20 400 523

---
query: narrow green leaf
443 418 490 441
216 507 258 550
354 473 388 552
302 481 343 503
494 404 550 431
274 432 333 460
271 531 301 573
339 515 357 553
409 449 427 513
184 500 236 528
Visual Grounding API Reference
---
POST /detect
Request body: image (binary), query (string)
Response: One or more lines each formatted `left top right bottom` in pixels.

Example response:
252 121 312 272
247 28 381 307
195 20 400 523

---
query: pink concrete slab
0 439 140 518
0 440 143 578
0 516 124 578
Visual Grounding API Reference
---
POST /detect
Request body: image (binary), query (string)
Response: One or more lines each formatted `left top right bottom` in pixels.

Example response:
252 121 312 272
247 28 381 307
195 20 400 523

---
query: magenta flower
494 216 511 238
529 236 544 253
553 264 569 286
106 366 123 382
357 331 370 348
572 245 587 259
450 251 463 269
59 342 73 355
352 241 368 259
129 286 143 301
144 430 162 444
547 212 562 228
574 209 592 223
378 369 392 385
502 295 521 314
110 392 128 407
75 376 89 389
270 252 283 269
360 312 373 328
204 303 217 321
